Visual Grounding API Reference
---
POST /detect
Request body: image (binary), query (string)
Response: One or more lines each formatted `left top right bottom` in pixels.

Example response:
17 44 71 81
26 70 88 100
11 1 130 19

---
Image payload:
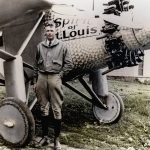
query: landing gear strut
64 69 124 124
91 69 124 123
0 12 45 147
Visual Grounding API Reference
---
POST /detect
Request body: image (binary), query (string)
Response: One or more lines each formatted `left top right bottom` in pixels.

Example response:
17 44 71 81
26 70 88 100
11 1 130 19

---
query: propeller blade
102 13 142 29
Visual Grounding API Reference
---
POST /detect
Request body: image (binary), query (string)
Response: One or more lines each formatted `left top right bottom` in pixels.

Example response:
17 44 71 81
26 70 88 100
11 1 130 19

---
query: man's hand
33 84 37 92
59 71 64 79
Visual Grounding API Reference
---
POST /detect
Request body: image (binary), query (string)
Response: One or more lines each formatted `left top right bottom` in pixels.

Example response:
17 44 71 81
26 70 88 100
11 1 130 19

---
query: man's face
44 25 55 41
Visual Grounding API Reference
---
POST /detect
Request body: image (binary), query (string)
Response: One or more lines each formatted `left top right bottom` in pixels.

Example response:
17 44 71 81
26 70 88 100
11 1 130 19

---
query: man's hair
44 20 56 28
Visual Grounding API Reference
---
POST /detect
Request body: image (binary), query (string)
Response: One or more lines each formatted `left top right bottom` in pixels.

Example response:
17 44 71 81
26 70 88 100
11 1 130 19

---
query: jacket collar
41 38 59 47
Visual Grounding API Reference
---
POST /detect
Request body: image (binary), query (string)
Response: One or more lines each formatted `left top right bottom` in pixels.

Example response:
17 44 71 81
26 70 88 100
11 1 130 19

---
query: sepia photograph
0 0 150 149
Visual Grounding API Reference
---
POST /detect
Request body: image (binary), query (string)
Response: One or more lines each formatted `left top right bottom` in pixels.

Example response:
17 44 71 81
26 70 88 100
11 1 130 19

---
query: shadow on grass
32 98 95 129
62 99 95 127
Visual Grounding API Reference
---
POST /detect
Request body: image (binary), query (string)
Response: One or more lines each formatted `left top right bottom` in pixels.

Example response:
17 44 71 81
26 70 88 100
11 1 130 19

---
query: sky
131 0 150 29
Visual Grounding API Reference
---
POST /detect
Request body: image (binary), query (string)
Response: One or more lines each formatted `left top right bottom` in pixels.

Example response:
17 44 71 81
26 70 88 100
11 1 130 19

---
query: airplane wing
0 0 55 85
0 0 52 29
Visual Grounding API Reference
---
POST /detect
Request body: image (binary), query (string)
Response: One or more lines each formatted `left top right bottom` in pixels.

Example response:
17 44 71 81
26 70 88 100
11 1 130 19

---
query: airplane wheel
0 97 35 147
93 91 124 124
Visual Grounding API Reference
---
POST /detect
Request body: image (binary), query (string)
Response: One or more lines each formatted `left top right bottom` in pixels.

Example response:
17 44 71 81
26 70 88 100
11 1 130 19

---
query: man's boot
54 119 62 150
41 116 49 136
40 116 50 146
40 102 50 145
33 116 50 148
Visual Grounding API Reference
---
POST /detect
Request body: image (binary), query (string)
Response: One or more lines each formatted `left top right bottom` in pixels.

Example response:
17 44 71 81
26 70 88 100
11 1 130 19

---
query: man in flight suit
33 21 73 150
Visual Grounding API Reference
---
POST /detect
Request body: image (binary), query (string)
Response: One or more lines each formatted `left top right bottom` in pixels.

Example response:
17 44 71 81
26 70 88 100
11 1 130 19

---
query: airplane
0 0 150 147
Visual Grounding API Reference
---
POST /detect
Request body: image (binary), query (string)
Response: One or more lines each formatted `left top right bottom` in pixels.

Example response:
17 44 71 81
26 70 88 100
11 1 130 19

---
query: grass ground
1 79 150 150
62 79 150 150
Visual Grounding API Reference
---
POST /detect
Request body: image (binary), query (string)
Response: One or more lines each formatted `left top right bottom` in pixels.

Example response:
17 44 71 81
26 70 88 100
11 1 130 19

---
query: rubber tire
109 91 124 124
93 91 124 124
0 97 35 147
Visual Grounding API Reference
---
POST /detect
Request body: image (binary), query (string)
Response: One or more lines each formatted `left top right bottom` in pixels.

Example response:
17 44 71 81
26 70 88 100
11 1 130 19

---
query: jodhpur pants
36 73 63 120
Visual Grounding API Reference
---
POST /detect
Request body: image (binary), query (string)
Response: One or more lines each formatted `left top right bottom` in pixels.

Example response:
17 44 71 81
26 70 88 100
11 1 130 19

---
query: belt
39 71 59 75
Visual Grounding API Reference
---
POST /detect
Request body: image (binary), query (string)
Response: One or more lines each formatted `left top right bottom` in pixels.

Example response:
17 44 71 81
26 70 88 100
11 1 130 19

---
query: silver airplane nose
118 28 150 50
101 0 150 49
95 0 150 74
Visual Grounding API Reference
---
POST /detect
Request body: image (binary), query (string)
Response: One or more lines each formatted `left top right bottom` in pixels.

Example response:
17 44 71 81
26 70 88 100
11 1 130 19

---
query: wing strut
17 11 45 56
0 49 15 60
3 12 45 103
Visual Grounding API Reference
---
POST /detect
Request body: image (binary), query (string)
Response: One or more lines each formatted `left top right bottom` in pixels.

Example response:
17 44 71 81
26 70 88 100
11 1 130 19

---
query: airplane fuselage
46 12 150 80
